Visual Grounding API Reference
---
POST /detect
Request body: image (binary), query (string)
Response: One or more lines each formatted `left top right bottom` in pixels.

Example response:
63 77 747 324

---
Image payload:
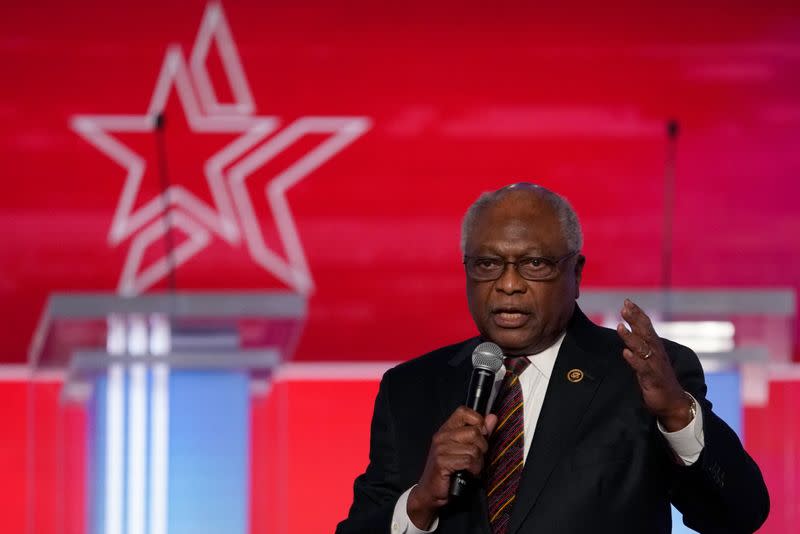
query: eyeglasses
463 251 579 282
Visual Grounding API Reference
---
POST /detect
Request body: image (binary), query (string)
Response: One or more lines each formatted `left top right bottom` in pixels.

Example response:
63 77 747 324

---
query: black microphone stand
661 119 679 320
154 111 178 293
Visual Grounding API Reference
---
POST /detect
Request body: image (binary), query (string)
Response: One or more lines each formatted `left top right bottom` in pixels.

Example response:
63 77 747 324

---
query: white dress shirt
390 334 705 534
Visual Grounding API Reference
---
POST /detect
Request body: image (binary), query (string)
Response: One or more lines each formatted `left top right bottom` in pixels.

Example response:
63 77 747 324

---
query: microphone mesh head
472 342 504 372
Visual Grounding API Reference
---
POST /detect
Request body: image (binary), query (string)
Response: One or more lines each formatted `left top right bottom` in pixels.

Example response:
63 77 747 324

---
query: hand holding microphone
407 343 503 529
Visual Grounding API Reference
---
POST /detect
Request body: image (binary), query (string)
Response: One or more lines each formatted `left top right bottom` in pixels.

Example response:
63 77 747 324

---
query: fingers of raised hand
620 299 658 343
620 345 650 374
616 321 649 356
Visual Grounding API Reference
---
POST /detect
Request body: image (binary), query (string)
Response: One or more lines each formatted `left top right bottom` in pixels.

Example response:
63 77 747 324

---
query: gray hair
460 183 583 253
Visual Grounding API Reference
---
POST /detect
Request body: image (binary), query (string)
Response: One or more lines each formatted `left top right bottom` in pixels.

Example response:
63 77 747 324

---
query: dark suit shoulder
384 337 478 385
660 336 700 362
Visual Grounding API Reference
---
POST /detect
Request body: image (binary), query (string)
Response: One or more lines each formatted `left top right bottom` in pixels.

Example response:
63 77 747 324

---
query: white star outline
70 2 371 296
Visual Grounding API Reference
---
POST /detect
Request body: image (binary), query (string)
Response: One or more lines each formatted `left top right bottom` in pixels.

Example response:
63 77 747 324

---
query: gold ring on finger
641 348 652 360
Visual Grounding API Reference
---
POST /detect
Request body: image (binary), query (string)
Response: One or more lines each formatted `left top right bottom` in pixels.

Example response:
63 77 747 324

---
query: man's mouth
491 308 531 327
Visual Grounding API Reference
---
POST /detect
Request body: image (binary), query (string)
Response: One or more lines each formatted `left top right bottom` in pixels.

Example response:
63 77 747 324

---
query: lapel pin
567 369 584 383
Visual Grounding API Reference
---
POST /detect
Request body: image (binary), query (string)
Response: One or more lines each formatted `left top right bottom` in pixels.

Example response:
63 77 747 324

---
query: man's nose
495 262 527 294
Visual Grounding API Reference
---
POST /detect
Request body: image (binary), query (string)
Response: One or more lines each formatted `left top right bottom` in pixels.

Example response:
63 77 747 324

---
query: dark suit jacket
337 307 769 534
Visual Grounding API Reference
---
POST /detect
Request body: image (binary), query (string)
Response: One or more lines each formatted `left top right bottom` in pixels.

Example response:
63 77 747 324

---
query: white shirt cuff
657 392 705 465
391 485 439 534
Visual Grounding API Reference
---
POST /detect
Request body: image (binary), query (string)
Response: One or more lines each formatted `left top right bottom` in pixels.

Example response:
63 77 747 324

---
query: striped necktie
486 356 531 534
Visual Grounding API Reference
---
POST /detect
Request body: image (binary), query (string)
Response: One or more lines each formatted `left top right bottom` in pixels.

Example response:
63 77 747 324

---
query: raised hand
616 299 693 432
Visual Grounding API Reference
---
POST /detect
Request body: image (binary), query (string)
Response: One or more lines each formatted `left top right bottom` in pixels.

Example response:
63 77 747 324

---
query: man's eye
475 259 500 269
521 258 546 269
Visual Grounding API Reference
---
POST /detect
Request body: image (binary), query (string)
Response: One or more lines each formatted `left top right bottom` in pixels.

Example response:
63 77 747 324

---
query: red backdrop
1 0 799 364
1 1 799 533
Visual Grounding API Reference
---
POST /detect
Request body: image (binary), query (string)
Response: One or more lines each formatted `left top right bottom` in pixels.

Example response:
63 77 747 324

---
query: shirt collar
523 331 566 380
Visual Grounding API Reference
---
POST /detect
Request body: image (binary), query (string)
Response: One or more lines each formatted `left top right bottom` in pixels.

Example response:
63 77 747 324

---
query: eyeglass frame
462 250 580 282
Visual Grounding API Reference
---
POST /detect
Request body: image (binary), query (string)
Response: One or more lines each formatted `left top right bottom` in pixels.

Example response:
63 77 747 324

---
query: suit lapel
506 309 610 534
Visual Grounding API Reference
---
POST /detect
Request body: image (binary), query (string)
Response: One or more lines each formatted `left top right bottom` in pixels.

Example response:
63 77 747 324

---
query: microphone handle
449 368 496 497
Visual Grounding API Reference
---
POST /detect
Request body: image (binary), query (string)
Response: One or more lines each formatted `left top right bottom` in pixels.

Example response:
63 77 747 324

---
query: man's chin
483 328 536 356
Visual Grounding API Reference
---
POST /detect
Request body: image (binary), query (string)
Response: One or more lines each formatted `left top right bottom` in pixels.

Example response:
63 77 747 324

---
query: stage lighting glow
652 321 735 353
149 313 171 355
150 361 170 534
106 314 126 355
127 315 148 355
127 358 146 534
105 363 124 534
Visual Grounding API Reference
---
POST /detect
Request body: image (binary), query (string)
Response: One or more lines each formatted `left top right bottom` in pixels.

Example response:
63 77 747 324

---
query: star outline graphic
70 1 371 296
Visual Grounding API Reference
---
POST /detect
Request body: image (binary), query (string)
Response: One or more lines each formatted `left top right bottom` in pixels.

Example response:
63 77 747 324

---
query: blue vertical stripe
167 371 250 534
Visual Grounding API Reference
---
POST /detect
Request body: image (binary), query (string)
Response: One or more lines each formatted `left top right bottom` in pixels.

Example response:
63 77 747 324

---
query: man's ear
574 255 586 299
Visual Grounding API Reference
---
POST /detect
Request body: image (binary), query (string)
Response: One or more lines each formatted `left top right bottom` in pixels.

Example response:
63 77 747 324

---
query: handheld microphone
449 341 504 497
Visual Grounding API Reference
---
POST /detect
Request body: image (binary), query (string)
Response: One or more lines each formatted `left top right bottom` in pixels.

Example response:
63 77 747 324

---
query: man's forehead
480 190 557 221
469 200 564 249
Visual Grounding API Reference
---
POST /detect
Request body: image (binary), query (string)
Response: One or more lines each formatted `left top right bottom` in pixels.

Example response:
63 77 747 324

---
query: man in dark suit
337 183 769 534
